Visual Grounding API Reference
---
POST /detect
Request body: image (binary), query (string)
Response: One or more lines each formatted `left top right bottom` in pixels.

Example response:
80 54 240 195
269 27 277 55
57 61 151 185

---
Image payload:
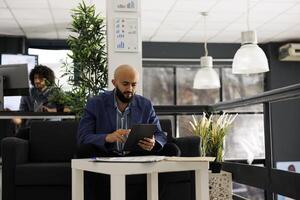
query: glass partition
224 113 265 161
222 68 264 112
233 182 265 200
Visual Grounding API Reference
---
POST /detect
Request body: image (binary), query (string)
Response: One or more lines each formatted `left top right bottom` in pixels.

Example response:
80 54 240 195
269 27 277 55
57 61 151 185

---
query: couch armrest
1 137 29 200
173 136 201 157
2 137 29 164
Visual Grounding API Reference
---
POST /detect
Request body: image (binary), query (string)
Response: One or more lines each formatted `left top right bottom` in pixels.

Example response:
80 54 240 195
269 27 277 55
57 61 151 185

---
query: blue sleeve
77 98 108 150
148 102 167 150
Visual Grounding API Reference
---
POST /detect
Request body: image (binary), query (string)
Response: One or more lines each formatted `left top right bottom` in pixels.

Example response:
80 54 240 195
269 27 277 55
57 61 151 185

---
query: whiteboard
114 0 137 12
115 18 138 52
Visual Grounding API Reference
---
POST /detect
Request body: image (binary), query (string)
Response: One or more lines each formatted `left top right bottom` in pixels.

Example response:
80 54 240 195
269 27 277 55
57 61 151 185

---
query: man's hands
12 117 22 126
42 106 57 112
105 129 129 143
138 136 155 151
105 130 156 152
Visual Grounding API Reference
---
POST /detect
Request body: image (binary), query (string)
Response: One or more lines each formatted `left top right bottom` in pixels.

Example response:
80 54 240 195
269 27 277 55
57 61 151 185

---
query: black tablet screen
123 124 156 151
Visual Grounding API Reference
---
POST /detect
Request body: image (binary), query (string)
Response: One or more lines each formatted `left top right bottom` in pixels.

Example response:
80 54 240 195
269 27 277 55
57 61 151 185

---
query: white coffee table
72 158 209 200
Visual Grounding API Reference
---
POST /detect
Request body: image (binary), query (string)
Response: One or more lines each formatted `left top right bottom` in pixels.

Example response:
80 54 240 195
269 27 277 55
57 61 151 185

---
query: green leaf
59 0 107 119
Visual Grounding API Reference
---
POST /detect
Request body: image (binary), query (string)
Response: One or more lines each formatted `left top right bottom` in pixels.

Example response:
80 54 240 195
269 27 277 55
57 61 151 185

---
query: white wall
106 0 142 94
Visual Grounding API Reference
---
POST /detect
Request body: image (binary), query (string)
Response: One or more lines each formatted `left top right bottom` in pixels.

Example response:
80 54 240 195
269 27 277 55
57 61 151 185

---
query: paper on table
91 156 166 163
165 156 215 162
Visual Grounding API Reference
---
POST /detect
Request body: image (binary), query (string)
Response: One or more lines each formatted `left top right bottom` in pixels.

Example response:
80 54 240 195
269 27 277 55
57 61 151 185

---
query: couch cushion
15 162 71 186
159 119 173 142
29 121 78 162
16 186 70 200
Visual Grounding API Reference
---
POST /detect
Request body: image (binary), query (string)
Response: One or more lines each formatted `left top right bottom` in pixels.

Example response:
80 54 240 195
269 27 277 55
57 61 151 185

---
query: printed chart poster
276 161 300 200
115 18 138 52
114 0 137 12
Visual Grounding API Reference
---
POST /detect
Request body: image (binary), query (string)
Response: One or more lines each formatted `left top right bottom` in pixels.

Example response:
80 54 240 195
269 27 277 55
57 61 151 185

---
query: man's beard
116 87 134 103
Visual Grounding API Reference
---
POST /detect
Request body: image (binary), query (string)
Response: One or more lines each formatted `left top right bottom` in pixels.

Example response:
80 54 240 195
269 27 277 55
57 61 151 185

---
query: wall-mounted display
115 18 138 52
114 0 137 12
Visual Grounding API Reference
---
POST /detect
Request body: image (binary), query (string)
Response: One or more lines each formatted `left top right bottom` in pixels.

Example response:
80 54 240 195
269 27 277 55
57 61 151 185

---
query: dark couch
1 119 200 200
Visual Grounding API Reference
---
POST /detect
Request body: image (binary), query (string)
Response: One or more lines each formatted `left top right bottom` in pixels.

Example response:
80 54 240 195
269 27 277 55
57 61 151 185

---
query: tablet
123 124 156 151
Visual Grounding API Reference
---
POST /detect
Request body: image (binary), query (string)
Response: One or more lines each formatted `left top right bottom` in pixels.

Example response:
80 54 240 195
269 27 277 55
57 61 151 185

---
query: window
28 48 72 91
177 67 219 105
143 65 174 105
143 60 265 160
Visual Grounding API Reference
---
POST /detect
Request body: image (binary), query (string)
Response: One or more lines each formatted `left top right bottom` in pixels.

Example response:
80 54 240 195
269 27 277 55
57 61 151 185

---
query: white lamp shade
232 44 269 74
193 67 220 89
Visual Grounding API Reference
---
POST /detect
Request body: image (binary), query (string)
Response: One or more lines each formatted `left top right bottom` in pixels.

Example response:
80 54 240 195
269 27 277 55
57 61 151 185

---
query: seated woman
13 65 70 139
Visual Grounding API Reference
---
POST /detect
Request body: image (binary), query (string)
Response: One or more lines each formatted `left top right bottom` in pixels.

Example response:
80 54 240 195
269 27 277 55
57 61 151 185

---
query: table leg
111 174 126 200
147 172 158 200
195 169 209 200
72 168 84 200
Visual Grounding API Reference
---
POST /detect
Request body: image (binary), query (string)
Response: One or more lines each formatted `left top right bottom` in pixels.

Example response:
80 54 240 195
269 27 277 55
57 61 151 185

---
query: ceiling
0 0 300 43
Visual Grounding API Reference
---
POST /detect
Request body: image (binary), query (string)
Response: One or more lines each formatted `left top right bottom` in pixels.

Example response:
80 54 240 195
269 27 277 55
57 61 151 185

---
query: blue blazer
78 90 167 152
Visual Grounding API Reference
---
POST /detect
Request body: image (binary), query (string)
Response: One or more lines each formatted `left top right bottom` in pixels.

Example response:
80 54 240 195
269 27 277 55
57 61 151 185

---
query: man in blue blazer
77 64 171 157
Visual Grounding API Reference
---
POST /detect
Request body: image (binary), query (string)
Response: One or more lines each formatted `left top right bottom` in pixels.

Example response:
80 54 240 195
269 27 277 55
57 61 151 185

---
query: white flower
192 115 198 127
189 121 196 131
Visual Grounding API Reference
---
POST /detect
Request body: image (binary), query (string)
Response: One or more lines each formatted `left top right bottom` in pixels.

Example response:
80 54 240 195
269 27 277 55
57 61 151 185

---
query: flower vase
209 161 222 173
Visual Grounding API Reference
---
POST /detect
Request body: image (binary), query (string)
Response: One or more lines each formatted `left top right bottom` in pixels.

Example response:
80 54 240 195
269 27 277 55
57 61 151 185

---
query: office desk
72 158 209 200
0 111 75 119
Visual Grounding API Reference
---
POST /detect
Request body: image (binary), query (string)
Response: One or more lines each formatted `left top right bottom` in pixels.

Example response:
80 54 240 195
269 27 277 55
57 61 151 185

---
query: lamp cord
247 0 250 30
203 13 208 56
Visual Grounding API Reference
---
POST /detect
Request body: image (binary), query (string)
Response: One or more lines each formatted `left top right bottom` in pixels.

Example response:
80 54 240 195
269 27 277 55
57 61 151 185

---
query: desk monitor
0 64 29 110
1 54 37 74
1 54 38 110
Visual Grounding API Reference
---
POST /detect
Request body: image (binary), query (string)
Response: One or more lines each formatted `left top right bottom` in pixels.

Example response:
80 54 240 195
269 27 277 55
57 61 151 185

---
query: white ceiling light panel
0 8 13 19
210 31 241 43
193 21 227 31
270 13 300 24
223 23 248 32
0 0 6 8
0 19 23 35
159 20 195 31
142 0 176 11
48 0 82 9
151 30 186 42
12 8 52 20
173 0 218 12
6 0 48 9
251 2 296 14
287 3 300 14
26 32 57 39
210 0 247 14
258 23 295 32
142 10 168 22
52 9 73 22
181 30 220 43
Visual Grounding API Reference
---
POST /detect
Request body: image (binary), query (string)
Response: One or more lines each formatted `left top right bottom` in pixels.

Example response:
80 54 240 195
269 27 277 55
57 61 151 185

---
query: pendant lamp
193 12 220 89
232 0 269 74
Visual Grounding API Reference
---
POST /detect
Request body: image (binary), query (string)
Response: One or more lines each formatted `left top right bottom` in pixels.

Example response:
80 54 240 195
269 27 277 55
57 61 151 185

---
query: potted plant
60 1 108 118
190 112 238 173
47 81 72 112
